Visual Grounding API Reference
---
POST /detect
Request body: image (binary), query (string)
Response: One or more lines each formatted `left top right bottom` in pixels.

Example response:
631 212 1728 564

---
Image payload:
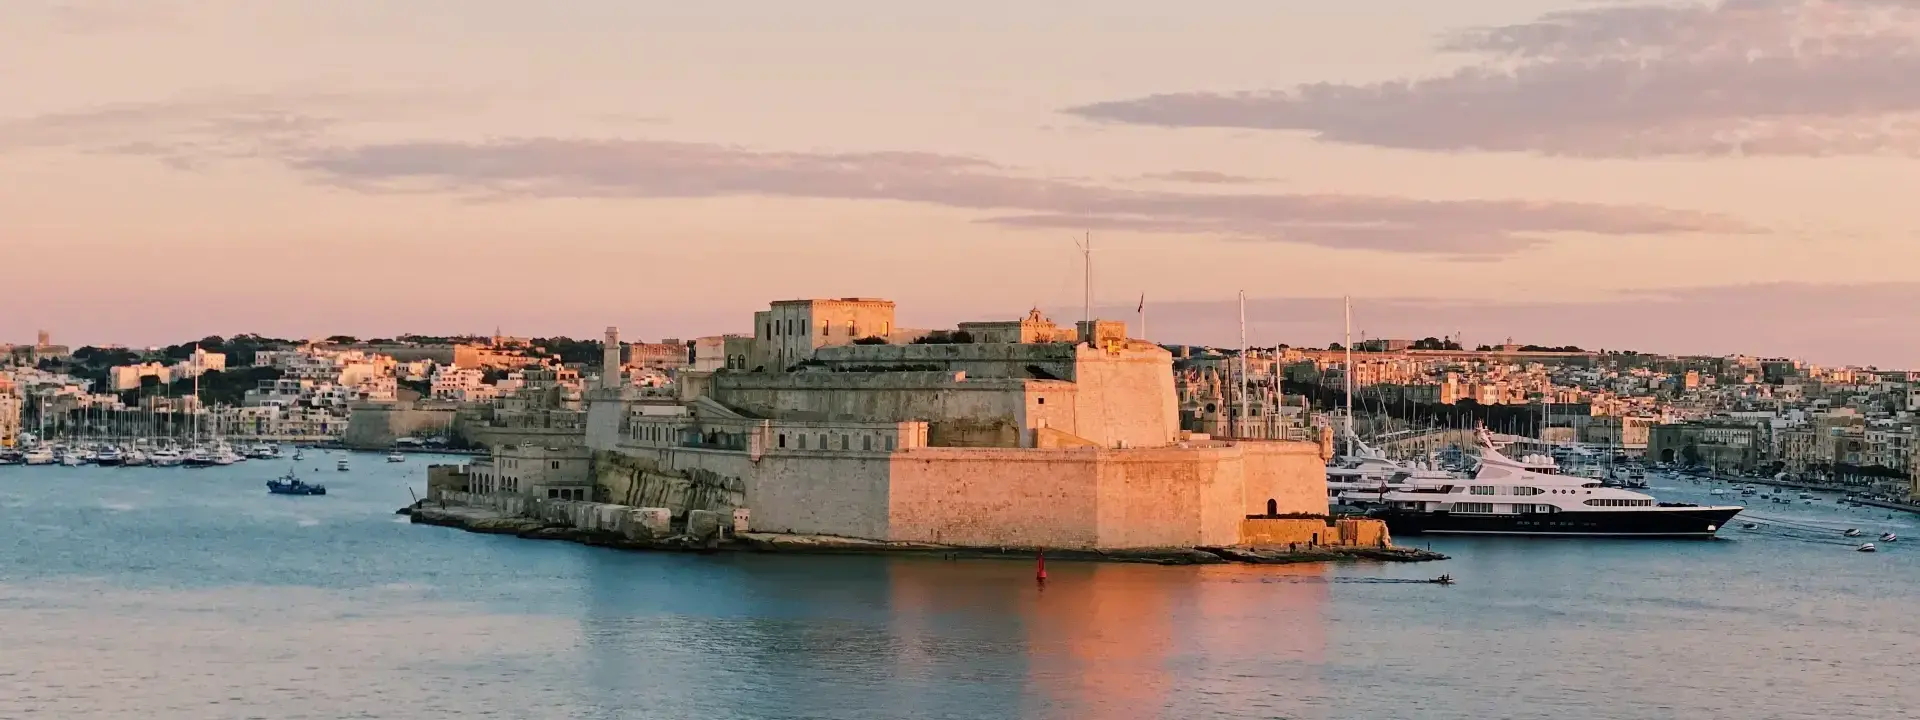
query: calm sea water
2 452 1916 719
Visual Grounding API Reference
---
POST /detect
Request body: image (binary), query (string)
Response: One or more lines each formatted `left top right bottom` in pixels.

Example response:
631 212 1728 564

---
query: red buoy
1036 550 1047 583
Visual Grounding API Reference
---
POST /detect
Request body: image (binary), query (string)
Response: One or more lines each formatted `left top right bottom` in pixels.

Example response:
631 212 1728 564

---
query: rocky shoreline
399 502 1449 566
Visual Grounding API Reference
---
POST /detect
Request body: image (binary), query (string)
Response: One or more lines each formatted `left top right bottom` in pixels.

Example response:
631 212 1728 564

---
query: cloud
1114 281 1920 367
288 137 1746 257
36 1 193 34
0 90 466 166
1137 170 1279 185
1065 0 1920 157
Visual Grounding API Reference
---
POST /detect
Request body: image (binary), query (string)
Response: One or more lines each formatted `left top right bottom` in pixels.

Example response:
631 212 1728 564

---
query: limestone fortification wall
589 430 1328 550
713 372 1043 447
1065 344 1180 449
811 342 1079 381
1239 441 1333 517
886 448 1104 548
343 404 457 449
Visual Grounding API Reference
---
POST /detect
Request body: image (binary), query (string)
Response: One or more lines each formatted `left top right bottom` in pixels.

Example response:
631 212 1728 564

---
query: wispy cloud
0 90 467 166
35 1 192 34
1137 170 1279 185
1066 0 1920 158
1110 281 1920 368
289 137 1747 258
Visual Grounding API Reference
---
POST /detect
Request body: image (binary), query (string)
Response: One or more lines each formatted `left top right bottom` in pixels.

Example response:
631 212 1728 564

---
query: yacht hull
1374 506 1744 538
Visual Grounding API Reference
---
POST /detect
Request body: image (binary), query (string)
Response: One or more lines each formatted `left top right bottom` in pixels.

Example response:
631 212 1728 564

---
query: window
1470 486 1497 495
550 461 560 470
820 320 830 336
797 434 807 450
1452 502 1495 513
779 434 787 448
841 435 850 450
863 435 873 451
847 320 858 337
1513 487 1543 496
885 435 895 451
1037 397 1045 405
1584 498 1654 507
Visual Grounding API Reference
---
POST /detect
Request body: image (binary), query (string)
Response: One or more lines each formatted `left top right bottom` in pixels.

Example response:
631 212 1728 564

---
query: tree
852 336 889 345
1327 342 1345 351
530 337 604 366
910 330 975 345
325 335 359 344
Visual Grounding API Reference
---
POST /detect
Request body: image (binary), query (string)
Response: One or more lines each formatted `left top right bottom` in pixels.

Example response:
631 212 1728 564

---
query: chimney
603 326 622 390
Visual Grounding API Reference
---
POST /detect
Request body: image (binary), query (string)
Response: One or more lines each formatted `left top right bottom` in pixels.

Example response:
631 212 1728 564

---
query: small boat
1881 533 1897 542
266 470 327 496
94 446 125 467
207 442 243 466
22 446 55 465
1857 543 1877 553
1844 529 1863 537
292 450 305 461
336 458 350 472
385 451 405 463
1431 574 1455 585
122 449 150 467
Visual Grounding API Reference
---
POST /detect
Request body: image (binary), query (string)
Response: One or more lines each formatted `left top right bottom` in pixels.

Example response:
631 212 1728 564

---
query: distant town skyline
7 1 1918 367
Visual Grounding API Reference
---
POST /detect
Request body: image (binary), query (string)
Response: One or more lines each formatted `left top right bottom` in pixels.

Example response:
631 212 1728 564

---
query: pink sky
5 1 1918 367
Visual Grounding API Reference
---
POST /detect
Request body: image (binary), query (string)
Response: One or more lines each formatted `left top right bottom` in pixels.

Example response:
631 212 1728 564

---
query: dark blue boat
267 470 327 496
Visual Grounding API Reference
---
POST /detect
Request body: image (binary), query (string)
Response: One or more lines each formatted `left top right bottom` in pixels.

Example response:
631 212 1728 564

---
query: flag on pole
1137 293 1145 313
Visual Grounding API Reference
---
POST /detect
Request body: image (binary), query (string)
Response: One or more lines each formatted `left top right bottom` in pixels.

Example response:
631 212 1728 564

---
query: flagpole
1138 293 1148 341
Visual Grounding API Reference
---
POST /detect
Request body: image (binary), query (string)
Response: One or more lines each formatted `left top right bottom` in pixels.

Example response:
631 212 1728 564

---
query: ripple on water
0 463 1917 719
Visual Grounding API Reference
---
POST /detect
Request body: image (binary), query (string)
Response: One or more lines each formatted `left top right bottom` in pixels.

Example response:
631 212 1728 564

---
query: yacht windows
1470 486 1497 495
1452 502 1495 513
1512 487 1543 496
1583 498 1654 507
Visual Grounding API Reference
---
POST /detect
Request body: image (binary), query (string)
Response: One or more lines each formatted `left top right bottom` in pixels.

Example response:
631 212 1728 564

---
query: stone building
0 378 20 448
467 443 595 500
581 301 1331 551
749 298 901 371
1648 419 1769 472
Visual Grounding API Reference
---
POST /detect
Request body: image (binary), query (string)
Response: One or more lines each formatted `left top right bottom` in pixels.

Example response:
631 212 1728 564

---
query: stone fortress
554 298 1339 551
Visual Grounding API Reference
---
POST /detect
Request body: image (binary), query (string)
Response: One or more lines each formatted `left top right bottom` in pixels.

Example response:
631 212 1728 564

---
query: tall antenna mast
1077 231 1093 324
1238 290 1248 437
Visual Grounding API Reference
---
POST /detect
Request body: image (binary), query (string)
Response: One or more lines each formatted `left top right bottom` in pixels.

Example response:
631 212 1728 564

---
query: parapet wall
1239 517 1391 548
811 342 1080 381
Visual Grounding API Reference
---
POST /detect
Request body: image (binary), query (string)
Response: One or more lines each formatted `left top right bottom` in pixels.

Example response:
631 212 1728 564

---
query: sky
4 0 1919 367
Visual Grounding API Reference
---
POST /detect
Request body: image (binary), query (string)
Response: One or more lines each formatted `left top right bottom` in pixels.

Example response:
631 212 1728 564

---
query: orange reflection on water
885 559 1331 720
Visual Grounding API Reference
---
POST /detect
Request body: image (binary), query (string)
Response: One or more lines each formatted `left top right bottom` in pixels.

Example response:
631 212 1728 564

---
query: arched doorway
1265 498 1278 516
1660 448 1676 464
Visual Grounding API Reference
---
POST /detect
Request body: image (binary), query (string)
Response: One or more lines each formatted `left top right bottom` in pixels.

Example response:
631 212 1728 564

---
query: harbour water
3 454 1917 719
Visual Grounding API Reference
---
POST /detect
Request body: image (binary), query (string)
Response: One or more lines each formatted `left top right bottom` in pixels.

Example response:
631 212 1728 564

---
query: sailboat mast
192 344 201 446
1344 295 1354 447
1238 291 1248 437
